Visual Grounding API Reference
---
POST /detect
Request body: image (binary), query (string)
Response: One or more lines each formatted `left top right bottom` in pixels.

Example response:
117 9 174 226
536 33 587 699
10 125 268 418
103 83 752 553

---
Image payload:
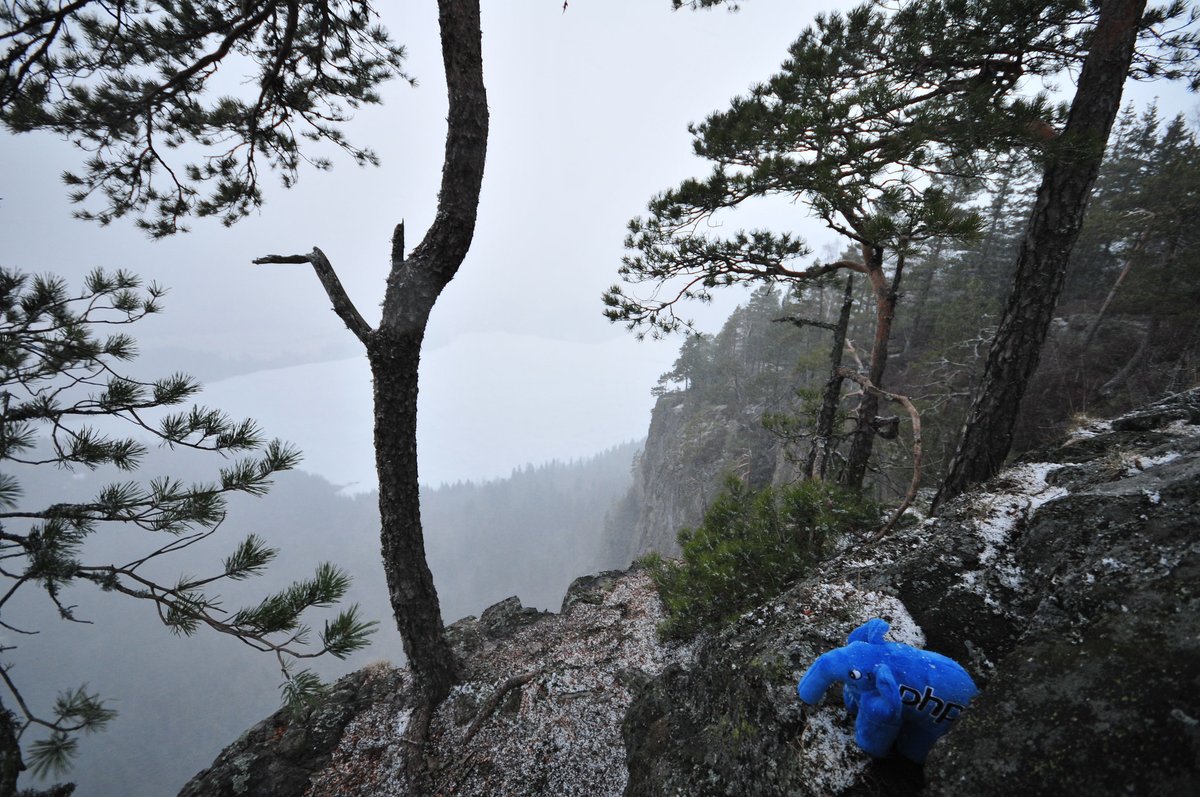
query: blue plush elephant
796 618 977 763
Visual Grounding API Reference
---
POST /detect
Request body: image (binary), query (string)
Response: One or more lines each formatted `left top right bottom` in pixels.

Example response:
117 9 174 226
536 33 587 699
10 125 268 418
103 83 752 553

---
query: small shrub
642 476 876 640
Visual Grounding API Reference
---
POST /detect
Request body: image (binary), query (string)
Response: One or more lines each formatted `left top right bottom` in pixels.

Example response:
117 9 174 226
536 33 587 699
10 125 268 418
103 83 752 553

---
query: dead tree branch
435 669 542 793
253 248 373 345
835 367 922 541
774 316 839 332
462 669 540 747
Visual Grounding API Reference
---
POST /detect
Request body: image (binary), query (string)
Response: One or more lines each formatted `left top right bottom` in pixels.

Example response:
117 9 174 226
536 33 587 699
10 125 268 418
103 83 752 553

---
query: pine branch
1 265 371 783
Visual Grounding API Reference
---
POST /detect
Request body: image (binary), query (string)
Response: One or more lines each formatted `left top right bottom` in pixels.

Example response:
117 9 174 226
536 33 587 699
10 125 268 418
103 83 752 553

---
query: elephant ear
847 618 891 645
873 661 898 696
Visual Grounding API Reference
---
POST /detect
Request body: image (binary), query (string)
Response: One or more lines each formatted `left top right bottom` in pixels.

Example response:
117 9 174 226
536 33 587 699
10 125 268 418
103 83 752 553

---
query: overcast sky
3 5 1197 794
1 0 1193 488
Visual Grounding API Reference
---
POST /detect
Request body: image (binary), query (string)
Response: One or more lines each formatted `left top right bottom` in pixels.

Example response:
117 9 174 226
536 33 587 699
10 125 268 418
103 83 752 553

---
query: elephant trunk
797 651 843 705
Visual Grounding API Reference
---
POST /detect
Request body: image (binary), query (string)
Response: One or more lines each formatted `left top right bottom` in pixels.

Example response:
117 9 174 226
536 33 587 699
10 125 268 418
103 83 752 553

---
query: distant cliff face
616 391 786 561
183 387 1200 797
606 285 820 563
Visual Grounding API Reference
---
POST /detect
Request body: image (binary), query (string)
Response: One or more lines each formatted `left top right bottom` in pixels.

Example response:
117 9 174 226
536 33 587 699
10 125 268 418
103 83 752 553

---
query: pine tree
638 0 1197 499
604 0 1121 489
936 0 1165 507
2 0 489 739
0 268 372 793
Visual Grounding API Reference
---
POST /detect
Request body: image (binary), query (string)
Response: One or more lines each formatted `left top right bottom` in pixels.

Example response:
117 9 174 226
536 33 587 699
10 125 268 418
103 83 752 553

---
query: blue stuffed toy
796 618 977 763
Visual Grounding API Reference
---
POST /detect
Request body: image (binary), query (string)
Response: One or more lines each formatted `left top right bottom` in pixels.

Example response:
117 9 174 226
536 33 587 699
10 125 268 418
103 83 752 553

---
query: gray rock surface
623 388 1200 796
619 394 783 561
180 569 689 797
924 401 1200 796
181 388 1200 796
177 665 407 797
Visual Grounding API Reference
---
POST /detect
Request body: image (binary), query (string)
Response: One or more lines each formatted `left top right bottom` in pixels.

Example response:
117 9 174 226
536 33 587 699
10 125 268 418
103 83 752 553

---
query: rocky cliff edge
182 387 1200 796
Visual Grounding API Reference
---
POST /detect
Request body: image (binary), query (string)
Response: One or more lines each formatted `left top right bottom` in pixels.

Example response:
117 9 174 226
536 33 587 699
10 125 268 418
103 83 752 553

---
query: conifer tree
605 0 1103 489
621 0 1197 494
0 268 372 793
936 0 1171 507
2 0 488 733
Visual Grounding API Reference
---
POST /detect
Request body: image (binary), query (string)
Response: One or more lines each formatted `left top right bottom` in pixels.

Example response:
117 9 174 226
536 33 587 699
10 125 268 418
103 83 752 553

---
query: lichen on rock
181 389 1200 797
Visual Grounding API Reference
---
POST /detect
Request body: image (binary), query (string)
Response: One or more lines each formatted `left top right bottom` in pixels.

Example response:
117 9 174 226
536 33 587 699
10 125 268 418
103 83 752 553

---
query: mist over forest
3 0 1199 794
8 101 1200 796
7 441 638 796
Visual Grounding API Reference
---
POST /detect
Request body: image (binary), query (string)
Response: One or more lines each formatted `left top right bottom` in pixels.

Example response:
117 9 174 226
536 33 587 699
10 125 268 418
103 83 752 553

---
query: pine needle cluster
0 267 374 781
0 1 409 236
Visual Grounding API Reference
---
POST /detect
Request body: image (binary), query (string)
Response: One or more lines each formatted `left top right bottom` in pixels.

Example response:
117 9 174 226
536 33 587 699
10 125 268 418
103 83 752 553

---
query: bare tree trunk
835 368 922 542
368 329 460 699
808 275 854 479
370 0 488 706
843 246 903 490
1082 215 1153 350
935 0 1147 510
254 0 487 708
1098 316 1158 397
906 237 944 350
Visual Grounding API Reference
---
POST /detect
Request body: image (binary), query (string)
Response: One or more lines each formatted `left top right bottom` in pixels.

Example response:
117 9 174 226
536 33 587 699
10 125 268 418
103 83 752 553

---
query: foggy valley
8 440 641 796
3 0 1198 794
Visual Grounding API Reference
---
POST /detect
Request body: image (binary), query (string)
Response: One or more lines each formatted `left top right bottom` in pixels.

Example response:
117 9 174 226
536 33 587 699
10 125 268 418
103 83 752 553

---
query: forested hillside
422 441 641 617
621 105 1200 555
7 443 637 797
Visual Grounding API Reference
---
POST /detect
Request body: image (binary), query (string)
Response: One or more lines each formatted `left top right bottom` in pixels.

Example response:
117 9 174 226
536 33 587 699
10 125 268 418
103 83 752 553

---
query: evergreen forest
645 104 1200 500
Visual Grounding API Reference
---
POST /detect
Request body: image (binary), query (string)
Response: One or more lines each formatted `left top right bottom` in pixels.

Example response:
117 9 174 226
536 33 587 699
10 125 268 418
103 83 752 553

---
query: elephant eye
848 668 862 680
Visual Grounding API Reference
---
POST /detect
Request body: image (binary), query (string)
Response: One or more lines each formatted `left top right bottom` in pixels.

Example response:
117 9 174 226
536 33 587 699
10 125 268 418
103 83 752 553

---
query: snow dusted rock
623 581 929 797
618 456 1073 796
178 663 406 797
182 388 1200 797
924 388 1200 797
181 568 690 797
1108 387 1200 431
623 388 1200 796
340 568 690 796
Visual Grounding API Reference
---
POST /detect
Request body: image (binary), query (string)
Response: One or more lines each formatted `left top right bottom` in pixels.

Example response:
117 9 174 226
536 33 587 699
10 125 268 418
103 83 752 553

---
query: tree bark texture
369 335 460 703
843 246 898 490
380 0 488 327
935 0 1147 510
368 0 488 705
0 704 20 797
808 275 854 480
